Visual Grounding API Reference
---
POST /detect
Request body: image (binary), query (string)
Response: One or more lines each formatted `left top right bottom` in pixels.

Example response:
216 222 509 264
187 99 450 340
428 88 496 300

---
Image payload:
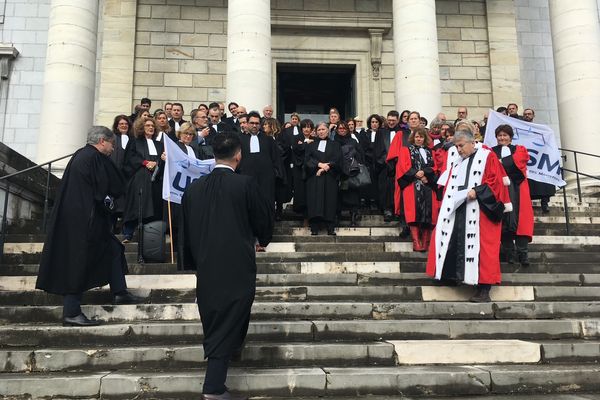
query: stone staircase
2 194 600 399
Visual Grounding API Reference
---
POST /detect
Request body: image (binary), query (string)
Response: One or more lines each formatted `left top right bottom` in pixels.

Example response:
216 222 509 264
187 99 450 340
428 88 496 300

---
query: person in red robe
395 127 439 251
426 128 510 303
491 124 534 266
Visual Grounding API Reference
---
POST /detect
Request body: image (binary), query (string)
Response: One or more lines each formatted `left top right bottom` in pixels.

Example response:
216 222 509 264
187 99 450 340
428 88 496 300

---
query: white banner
483 110 566 187
162 136 216 204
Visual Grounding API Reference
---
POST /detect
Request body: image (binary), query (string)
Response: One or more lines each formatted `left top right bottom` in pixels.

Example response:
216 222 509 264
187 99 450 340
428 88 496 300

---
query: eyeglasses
182 132 194 136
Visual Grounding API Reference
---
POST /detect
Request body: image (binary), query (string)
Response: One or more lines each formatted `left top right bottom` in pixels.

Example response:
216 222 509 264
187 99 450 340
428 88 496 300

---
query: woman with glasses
121 116 165 243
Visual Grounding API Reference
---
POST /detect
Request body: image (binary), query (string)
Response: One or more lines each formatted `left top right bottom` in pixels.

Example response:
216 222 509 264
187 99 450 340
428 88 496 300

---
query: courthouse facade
0 0 599 174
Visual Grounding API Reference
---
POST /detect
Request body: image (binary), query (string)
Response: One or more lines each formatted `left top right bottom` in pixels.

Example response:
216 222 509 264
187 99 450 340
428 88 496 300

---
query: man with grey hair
37 126 142 327
426 128 509 303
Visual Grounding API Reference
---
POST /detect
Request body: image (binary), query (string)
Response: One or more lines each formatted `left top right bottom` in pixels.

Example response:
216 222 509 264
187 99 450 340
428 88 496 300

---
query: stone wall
514 0 560 138
0 0 50 161
133 0 228 116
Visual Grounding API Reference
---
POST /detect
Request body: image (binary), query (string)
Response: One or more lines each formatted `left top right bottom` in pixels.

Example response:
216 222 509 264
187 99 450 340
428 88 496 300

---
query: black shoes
62 313 102 327
113 291 145 305
201 391 248 400
327 229 336 236
469 286 492 303
518 252 530 267
310 229 318 236
383 210 393 222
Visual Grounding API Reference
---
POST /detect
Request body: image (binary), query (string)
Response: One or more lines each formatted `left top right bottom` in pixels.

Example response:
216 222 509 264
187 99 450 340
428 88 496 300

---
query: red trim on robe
386 133 405 216
426 150 505 285
511 145 535 239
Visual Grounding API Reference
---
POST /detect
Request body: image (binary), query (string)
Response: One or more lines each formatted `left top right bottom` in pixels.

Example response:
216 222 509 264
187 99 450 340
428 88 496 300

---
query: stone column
392 0 441 121
37 0 99 168
226 0 272 113
549 0 600 177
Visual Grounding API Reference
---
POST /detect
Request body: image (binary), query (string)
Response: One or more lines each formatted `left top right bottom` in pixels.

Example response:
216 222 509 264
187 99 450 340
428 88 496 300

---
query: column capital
0 44 19 80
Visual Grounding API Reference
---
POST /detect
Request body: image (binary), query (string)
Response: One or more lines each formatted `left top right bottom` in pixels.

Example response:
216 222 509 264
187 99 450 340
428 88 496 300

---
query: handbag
347 164 372 189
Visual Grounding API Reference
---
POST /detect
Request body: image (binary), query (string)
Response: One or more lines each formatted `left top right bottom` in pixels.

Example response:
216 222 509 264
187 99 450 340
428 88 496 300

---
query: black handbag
347 164 372 189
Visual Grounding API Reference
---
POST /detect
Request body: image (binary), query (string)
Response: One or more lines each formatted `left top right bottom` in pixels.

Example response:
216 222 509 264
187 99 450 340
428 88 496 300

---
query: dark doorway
276 63 356 123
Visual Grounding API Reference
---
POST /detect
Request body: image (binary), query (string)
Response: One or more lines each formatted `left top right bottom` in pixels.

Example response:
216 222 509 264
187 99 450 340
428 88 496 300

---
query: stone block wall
134 0 228 116
514 0 559 137
0 0 50 161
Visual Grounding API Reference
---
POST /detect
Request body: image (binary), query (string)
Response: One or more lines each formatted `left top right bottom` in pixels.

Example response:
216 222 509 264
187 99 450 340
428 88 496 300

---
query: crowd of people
109 97 552 297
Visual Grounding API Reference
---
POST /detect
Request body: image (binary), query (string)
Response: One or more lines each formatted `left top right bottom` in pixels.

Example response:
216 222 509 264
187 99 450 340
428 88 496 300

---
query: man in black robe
180 132 273 400
238 111 279 213
36 126 142 327
374 110 410 221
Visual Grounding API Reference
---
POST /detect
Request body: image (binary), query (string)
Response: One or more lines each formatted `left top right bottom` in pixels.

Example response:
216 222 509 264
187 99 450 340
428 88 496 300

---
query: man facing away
179 132 273 399
36 126 142 326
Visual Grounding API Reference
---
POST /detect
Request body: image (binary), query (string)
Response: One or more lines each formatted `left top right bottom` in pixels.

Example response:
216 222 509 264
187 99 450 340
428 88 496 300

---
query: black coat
335 134 365 209
179 167 273 358
275 131 294 204
239 133 279 206
291 136 313 214
305 138 342 222
36 145 127 295
109 134 132 214
122 137 164 223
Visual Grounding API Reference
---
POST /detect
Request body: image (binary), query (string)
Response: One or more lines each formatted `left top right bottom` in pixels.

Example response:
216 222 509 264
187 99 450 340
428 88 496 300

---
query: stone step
2 364 600 398
3 319 599 348
6 339 597 373
3 301 600 324
0 342 397 373
5 257 600 276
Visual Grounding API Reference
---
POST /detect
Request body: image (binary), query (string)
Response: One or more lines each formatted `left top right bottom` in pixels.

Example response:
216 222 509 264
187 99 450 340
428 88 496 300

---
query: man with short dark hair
507 103 520 119
164 102 173 120
522 108 535 122
180 132 273 400
36 126 142 326
168 103 186 132
238 111 279 214
208 106 230 135
223 102 240 132
140 97 151 110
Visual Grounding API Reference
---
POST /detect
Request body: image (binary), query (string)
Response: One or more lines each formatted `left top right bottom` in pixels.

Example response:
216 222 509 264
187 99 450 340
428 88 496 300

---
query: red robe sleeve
386 134 405 215
394 147 412 216
512 145 534 239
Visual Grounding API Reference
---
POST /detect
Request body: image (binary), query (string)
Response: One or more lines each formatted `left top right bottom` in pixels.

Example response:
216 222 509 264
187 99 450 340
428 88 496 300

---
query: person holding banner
175 122 198 159
492 124 534 267
179 132 273 400
426 128 509 303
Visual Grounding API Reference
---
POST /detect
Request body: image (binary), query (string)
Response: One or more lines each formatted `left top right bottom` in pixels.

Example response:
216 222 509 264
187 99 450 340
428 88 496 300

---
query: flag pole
164 136 175 265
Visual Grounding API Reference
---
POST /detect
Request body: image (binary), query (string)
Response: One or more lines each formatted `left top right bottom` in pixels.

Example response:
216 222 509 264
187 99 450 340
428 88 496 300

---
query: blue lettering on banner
172 171 197 192
527 149 562 176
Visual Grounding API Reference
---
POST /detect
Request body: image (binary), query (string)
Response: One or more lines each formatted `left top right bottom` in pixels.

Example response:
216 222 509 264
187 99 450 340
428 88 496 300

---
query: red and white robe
426 146 509 285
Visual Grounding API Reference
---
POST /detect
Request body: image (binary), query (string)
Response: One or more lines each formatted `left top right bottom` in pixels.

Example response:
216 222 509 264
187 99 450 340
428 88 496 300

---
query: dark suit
168 118 187 133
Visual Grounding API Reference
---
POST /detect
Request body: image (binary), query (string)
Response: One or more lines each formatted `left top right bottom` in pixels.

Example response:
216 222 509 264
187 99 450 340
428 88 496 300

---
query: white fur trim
504 202 513 213
434 147 490 286
503 176 511 186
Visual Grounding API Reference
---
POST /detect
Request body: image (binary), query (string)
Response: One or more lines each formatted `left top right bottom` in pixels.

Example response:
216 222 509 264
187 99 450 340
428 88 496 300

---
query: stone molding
0 45 19 80
271 11 392 31
368 29 385 79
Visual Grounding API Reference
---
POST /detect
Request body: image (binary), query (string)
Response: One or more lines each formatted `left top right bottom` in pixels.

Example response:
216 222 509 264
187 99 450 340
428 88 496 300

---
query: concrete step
0 342 396 372
3 301 600 324
3 319 599 349
2 364 600 398
6 338 598 373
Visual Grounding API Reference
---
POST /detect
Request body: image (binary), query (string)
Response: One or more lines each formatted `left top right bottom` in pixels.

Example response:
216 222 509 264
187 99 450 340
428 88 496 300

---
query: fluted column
549 0 600 176
37 0 99 169
392 0 441 122
226 0 272 113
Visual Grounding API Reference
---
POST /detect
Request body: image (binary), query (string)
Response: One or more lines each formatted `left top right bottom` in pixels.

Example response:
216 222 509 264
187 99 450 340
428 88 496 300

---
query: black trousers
501 232 529 256
203 356 230 394
63 254 127 317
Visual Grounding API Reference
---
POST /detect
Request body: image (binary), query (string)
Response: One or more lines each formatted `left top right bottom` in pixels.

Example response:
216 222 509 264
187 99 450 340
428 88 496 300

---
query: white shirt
214 164 234 172
146 138 157 156
120 134 129 149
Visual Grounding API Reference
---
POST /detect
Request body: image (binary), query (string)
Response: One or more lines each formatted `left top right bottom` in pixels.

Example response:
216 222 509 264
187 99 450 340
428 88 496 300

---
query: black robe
291 136 312 214
179 167 273 358
358 128 379 204
239 133 279 206
109 133 131 214
122 137 164 224
374 125 410 211
36 145 127 295
335 134 365 209
275 130 294 204
305 138 342 222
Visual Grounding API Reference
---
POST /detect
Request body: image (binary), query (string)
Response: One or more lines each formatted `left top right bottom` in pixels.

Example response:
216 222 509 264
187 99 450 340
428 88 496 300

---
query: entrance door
276 63 356 123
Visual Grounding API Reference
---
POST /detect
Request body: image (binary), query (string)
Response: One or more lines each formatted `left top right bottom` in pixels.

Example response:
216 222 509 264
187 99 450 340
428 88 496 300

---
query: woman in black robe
264 117 292 221
109 115 132 229
305 121 342 235
335 121 365 226
291 119 316 224
358 114 384 210
121 116 165 242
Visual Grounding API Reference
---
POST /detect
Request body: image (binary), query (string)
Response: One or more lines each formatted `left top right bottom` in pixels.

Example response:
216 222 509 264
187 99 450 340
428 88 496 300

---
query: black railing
558 148 600 236
0 153 73 261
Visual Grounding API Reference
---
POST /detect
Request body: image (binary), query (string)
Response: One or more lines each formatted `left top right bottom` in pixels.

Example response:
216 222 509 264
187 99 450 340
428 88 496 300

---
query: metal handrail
557 147 600 236
0 152 74 262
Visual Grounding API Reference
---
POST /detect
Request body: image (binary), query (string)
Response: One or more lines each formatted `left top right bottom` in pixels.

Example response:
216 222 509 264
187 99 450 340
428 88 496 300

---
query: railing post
561 169 570 236
573 152 582 202
0 183 10 262
42 162 52 233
